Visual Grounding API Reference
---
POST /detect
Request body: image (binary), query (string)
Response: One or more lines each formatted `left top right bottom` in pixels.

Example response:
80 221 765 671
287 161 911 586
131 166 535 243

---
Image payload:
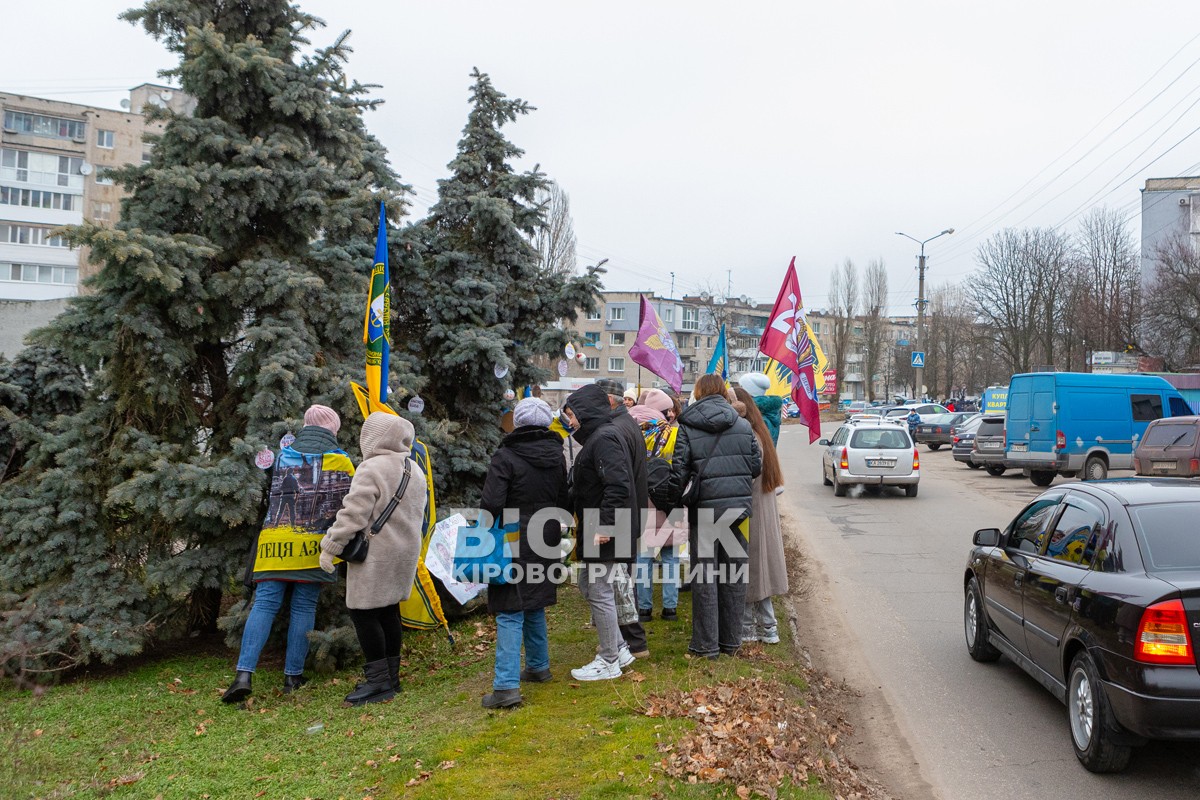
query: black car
914 412 978 450
971 413 1008 476
963 479 1200 772
952 415 985 468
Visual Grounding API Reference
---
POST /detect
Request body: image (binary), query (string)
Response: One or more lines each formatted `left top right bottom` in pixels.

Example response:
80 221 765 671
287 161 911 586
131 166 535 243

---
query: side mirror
973 528 1001 547
817 438 830 446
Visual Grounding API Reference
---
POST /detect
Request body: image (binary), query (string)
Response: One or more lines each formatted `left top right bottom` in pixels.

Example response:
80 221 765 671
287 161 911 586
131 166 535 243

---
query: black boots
221 670 253 703
343 659 395 706
387 656 401 691
282 674 308 694
481 688 523 709
519 667 552 683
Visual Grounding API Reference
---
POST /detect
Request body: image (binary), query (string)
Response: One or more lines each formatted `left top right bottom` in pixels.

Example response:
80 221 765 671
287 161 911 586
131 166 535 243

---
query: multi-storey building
1140 176 1200 282
0 84 194 356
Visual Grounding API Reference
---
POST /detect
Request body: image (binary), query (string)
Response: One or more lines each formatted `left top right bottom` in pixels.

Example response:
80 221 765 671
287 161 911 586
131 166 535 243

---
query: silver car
818 421 921 497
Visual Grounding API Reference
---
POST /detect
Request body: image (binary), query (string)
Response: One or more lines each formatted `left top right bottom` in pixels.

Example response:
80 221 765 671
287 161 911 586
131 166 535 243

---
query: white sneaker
571 656 622 681
742 629 761 643
617 644 635 668
761 629 781 645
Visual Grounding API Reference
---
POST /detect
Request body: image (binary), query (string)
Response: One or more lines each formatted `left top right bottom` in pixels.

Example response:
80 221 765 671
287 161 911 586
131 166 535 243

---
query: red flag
758 257 822 443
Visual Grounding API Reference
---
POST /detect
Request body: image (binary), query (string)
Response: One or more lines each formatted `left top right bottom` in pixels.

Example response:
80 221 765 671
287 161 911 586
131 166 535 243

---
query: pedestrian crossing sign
911 351 925 368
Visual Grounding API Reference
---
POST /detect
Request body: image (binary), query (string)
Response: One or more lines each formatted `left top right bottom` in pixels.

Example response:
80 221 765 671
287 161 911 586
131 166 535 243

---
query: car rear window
922 414 951 424
1129 503 1200 571
850 429 912 449
1142 423 1199 448
977 419 1005 436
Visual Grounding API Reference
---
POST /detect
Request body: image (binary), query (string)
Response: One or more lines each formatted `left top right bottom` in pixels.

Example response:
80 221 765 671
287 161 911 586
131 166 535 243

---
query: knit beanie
739 373 771 398
628 404 666 425
304 404 341 434
512 397 553 429
623 388 639 403
640 388 674 414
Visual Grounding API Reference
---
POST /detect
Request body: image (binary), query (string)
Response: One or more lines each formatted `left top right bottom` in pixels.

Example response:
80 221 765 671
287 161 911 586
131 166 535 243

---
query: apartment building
0 83 194 356
1140 176 1200 282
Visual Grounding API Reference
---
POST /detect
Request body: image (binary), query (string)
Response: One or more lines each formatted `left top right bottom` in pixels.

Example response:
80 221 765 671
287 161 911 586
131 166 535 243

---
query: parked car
844 400 870 417
1134 416 1200 477
1005 372 1191 487
971 414 1008 476
952 415 985 468
963 479 1200 773
903 402 951 416
914 412 978 450
817 422 920 497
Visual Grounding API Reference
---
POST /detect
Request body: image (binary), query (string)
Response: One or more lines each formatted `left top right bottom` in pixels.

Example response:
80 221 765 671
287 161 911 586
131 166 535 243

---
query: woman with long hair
669 374 762 658
732 387 789 644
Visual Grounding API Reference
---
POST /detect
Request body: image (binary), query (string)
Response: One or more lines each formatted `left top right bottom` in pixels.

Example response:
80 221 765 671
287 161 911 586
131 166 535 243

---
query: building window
1 261 77 285
586 308 602 320
609 307 625 322
0 186 76 211
91 201 113 222
610 332 626 346
3 110 86 141
682 308 699 331
694 336 701 348
584 357 600 372
1 149 83 189
96 129 115 148
583 331 600 347
608 357 625 372
664 307 674 323
94 168 114 186
142 146 154 164
0 223 69 247
707 336 713 348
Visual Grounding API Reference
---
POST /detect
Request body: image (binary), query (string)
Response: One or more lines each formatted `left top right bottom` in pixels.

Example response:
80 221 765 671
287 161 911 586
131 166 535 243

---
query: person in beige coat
319 412 427 705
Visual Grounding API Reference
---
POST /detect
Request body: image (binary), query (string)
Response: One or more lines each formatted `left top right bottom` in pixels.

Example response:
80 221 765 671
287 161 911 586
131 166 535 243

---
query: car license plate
981 441 1001 449
867 458 896 468
1153 460 1177 470
1011 443 1027 452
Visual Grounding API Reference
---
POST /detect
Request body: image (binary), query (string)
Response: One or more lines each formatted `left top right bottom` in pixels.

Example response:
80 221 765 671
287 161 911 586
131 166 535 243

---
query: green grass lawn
2 588 831 800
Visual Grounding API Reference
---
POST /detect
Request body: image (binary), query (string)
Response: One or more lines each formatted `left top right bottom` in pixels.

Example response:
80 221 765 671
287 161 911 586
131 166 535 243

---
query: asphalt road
775 423 1200 800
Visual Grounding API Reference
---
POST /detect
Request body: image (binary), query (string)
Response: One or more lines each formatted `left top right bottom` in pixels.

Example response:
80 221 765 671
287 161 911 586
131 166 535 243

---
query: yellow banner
253 528 327 572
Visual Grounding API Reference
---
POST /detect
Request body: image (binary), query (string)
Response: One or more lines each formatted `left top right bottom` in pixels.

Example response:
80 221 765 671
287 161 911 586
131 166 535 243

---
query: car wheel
927 443 942 451
1030 470 1055 487
1068 652 1132 773
984 464 1006 477
905 484 918 498
964 578 1000 663
1083 455 1108 482
967 462 982 470
832 471 847 497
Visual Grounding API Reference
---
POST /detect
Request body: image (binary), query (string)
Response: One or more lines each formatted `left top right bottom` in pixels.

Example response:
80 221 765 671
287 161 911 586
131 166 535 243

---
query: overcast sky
8 1 1200 313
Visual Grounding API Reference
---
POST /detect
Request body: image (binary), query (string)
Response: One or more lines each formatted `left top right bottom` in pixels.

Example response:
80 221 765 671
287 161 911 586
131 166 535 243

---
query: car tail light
1134 599 1194 665
953 435 960 444
840 448 849 470
912 449 920 470
1191 458 1200 473
1055 430 1066 451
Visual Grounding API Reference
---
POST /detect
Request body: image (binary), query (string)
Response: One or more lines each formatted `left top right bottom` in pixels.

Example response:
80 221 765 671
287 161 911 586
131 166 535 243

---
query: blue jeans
235 580 322 676
493 609 549 691
635 544 679 612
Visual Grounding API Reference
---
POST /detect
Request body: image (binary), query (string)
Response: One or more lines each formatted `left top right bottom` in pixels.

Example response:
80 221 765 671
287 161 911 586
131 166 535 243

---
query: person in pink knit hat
222 403 354 704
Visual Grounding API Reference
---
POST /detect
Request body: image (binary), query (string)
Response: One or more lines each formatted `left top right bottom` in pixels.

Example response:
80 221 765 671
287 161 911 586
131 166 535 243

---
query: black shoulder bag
340 460 412 564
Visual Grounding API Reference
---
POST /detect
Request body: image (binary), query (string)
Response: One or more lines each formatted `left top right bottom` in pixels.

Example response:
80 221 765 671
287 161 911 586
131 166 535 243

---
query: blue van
1004 372 1191 486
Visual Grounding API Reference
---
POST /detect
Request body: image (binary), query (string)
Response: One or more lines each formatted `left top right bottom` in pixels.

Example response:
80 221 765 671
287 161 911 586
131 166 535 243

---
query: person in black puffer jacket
669 374 762 659
478 397 570 709
562 384 639 681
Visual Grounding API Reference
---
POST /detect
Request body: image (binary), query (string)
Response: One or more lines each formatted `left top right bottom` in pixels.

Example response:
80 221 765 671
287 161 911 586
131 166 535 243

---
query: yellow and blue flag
706 323 728 379
351 202 394 418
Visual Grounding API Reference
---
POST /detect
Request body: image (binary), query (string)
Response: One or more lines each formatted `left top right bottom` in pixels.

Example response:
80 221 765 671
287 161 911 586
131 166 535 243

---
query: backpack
646 454 676 510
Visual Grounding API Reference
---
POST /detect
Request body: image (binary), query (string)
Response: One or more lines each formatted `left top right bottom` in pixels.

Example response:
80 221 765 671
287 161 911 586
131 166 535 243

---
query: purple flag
629 295 684 393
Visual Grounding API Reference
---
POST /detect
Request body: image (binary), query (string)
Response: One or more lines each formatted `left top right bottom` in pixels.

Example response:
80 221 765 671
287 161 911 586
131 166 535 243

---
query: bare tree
1072 207 1141 357
973 228 1070 375
533 181 577 276
927 283 974 399
860 259 888 401
1143 233 1200 370
828 259 859 397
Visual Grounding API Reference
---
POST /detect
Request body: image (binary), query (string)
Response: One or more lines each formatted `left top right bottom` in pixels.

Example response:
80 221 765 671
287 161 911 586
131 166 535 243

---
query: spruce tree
0 0 406 674
395 70 602 506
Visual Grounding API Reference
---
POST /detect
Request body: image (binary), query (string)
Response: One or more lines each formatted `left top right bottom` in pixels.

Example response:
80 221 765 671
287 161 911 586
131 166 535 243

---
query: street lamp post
896 228 954 400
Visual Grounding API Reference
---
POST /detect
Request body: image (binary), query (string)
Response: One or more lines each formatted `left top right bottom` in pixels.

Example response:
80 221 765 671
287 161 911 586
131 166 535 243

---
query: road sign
911 351 925 368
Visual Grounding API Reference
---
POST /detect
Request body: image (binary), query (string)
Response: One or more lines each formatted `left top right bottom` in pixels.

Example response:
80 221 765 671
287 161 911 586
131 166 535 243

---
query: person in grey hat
478 397 570 708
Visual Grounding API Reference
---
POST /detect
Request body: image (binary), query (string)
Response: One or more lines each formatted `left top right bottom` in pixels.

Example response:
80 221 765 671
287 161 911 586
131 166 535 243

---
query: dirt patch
779 514 936 800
